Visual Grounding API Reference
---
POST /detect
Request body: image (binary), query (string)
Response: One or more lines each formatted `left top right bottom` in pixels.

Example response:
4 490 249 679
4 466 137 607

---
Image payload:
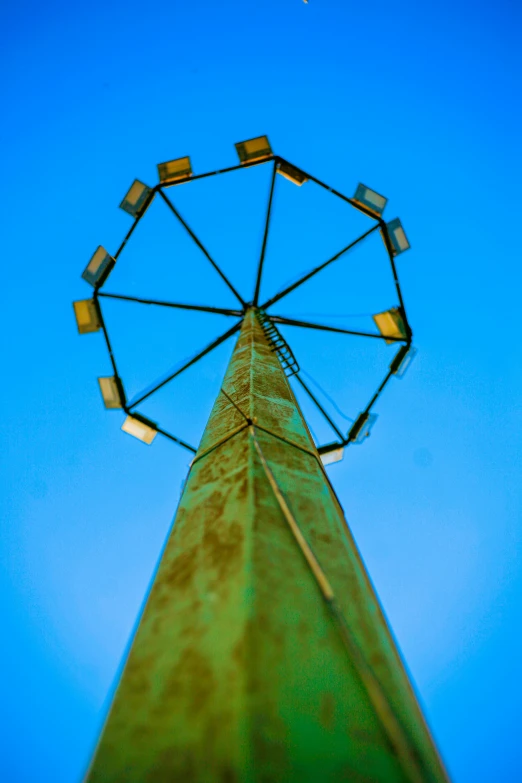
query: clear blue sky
2 1 521 781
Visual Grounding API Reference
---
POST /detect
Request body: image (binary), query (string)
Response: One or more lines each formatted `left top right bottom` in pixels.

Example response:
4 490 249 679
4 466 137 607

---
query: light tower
74 137 449 783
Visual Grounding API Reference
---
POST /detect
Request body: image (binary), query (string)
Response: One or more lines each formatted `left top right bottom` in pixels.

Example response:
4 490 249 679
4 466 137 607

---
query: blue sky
2 1 521 781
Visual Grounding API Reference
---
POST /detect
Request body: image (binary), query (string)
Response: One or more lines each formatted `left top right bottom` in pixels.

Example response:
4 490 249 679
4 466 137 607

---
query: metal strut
256 309 300 377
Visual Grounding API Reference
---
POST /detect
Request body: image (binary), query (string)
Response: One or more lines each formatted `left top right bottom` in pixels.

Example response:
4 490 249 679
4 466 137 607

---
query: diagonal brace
261 224 380 310
98 292 242 317
294 374 345 442
269 315 407 343
159 190 245 307
129 320 242 408
253 160 277 306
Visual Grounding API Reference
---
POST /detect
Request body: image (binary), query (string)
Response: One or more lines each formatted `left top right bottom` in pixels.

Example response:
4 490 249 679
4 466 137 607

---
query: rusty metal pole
85 308 449 783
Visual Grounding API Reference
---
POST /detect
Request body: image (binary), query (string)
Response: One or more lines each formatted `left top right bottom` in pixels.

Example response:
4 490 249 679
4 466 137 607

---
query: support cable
300 369 354 423
294 375 345 442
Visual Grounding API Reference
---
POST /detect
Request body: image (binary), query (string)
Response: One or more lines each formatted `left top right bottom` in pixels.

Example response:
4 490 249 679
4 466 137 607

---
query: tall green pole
86 308 449 783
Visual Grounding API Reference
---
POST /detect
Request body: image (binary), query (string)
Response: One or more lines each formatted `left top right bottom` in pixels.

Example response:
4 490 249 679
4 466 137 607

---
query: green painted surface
86 309 449 783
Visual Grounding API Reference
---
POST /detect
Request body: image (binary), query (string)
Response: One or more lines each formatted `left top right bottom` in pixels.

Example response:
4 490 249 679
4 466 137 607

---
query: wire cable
300 369 354 423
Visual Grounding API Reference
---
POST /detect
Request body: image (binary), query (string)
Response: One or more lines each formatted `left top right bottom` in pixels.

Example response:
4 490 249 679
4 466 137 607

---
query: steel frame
87 154 412 456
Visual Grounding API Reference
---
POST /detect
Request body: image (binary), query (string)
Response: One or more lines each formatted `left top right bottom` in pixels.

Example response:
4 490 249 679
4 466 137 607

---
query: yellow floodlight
390 345 417 378
119 180 153 217
277 160 308 186
235 135 272 164
73 299 101 334
320 446 344 466
121 413 158 445
352 183 387 217
372 307 408 344
349 412 378 445
82 246 115 287
98 376 124 409
382 218 410 256
157 156 192 184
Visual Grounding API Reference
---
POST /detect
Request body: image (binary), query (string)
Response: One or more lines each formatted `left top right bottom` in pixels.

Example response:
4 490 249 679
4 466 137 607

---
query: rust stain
161 544 199 591
163 647 216 717
321 692 336 731
236 474 249 501
203 520 244 578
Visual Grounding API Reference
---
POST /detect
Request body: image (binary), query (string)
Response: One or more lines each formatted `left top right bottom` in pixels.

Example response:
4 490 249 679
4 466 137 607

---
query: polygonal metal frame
75 147 413 456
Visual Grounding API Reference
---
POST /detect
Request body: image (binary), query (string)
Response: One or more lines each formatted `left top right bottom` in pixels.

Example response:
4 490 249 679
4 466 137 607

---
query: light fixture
157 156 192 184
390 345 417 378
348 412 378 445
98 376 125 409
82 246 115 287
119 180 153 217
73 299 101 334
121 413 158 444
382 218 410 256
235 135 272 164
277 160 308 186
320 446 345 466
352 183 387 217
373 307 408 344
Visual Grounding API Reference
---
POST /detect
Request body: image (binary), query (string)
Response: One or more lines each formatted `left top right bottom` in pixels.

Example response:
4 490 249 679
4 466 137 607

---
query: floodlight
98 376 125 409
277 161 308 186
73 299 101 334
157 156 192 184
82 246 115 287
119 180 153 217
235 136 272 164
348 412 378 445
390 345 417 378
373 307 408 344
121 413 158 445
352 183 387 217
382 218 410 256
320 446 345 466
